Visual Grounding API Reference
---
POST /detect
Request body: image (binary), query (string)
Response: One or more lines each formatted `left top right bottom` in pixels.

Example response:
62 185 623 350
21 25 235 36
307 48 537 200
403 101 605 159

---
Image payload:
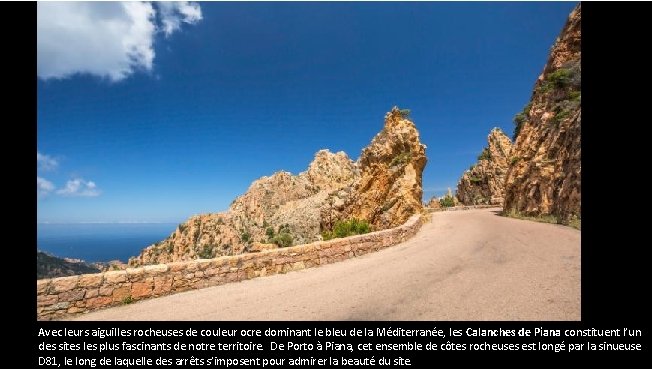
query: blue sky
37 2 576 223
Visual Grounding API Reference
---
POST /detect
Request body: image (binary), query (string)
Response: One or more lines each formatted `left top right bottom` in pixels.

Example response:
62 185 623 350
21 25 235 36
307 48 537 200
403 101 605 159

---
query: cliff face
503 4 581 223
342 107 427 229
130 107 426 266
457 128 513 205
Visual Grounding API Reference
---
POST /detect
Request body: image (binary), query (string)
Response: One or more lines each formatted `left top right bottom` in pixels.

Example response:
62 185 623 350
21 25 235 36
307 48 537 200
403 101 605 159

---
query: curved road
74 208 580 321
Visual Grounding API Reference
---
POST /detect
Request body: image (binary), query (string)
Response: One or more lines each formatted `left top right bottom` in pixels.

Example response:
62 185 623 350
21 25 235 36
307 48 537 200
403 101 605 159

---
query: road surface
74 208 580 321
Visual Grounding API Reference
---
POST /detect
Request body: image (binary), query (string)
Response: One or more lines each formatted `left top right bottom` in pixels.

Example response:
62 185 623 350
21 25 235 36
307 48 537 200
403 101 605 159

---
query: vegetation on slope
37 251 101 279
322 218 371 241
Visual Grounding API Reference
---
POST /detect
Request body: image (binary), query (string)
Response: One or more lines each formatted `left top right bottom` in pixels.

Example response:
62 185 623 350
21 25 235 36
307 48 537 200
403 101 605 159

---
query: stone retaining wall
37 214 423 320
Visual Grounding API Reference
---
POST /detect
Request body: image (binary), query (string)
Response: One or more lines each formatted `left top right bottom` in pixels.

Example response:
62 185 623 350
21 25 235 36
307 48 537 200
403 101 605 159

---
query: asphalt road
73 208 580 321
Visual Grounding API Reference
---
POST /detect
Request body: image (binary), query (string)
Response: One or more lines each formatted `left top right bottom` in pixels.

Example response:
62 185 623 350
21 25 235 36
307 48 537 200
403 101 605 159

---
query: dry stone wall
37 214 422 320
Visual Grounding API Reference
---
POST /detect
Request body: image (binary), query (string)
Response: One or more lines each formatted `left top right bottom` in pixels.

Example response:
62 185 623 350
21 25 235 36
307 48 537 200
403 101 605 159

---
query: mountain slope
129 106 426 266
503 4 581 224
37 251 101 279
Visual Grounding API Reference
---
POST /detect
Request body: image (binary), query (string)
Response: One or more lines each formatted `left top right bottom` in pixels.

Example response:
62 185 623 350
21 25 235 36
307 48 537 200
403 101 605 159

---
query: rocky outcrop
503 4 581 223
342 107 427 229
129 152 356 266
425 196 441 210
457 128 513 205
130 107 426 266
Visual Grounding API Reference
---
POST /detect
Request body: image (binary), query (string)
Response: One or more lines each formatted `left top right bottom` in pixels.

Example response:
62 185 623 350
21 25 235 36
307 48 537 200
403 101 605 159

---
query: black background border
6 1 649 362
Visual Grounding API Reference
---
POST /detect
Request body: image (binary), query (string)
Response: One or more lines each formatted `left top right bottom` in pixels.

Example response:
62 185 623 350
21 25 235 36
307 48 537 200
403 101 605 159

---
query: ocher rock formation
457 128 513 205
425 196 441 210
129 107 426 266
343 107 427 229
504 4 581 223
129 152 356 266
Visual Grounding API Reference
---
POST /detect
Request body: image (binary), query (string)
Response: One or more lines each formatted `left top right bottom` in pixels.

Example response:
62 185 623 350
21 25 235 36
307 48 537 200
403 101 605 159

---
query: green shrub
265 227 275 239
399 109 411 119
269 224 293 247
439 195 455 208
469 176 483 184
270 232 293 248
546 68 572 89
568 215 581 230
510 156 521 165
477 148 491 161
198 244 214 259
550 106 571 126
122 296 134 305
390 151 411 167
538 63 581 98
322 218 371 241
513 102 532 140
241 231 251 243
514 112 527 125
502 208 580 229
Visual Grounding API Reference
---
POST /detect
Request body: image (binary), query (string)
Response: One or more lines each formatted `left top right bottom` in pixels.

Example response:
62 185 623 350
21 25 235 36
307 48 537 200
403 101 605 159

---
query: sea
37 223 178 263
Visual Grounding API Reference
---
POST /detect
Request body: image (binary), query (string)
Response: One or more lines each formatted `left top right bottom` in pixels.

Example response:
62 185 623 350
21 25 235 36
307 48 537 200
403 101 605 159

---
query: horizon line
37 221 180 225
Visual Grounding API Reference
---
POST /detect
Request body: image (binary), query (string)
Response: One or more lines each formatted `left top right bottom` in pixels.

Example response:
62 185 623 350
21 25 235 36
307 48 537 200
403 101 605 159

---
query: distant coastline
37 223 177 263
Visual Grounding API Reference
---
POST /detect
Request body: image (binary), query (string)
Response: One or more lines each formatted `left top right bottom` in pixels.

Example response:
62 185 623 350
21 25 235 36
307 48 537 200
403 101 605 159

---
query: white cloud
37 177 55 198
37 1 202 82
37 151 58 171
158 1 203 36
56 178 101 197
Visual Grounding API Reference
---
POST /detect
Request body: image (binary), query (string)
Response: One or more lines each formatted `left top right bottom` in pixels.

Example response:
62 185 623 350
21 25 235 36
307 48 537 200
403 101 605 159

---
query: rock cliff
342 107 427 229
457 128 513 205
129 107 426 266
425 196 441 210
503 4 581 224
